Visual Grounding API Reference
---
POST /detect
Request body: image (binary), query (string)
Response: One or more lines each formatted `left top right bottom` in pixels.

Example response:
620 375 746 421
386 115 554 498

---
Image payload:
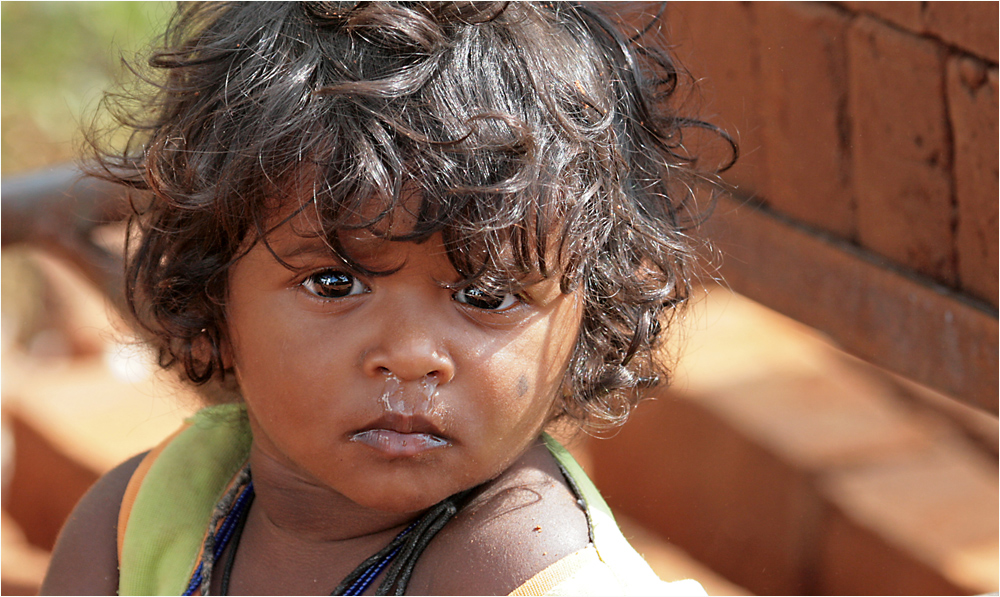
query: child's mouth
351 413 450 457
351 429 450 457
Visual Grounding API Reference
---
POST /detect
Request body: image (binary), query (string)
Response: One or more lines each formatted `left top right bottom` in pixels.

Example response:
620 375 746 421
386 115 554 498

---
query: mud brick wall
609 1 998 411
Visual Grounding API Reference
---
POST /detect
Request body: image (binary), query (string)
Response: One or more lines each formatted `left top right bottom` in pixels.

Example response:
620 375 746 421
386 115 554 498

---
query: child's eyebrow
270 236 397 275
271 238 341 263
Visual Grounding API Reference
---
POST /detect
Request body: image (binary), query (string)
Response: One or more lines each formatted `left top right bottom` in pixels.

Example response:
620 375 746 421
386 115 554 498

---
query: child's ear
189 326 234 374
217 329 236 373
190 328 243 403
216 332 244 401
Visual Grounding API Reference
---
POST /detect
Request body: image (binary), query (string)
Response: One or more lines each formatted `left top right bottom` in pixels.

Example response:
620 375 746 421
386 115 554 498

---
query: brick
699 194 999 412
842 1 924 34
818 505 967 595
925 1 999 63
819 442 999 593
588 293 998 594
848 17 954 282
4 338 196 474
587 394 819 595
0 513 50 597
665 2 765 196
586 284 999 593
757 3 853 237
3 410 100 550
948 59 999 306
615 515 752 595
695 373 934 472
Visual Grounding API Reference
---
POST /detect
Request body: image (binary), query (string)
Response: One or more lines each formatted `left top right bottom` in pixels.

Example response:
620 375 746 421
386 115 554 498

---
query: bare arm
40 452 146 596
1 163 133 312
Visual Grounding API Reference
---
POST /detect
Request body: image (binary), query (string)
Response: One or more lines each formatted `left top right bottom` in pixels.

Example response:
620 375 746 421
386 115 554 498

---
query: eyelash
300 270 368 300
452 287 521 312
299 269 523 312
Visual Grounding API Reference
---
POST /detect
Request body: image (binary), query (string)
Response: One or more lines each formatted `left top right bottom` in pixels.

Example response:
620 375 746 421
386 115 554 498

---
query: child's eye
301 270 368 299
453 287 519 311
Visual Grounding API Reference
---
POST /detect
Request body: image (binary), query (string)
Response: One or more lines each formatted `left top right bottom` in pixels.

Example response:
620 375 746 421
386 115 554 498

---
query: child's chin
346 480 465 515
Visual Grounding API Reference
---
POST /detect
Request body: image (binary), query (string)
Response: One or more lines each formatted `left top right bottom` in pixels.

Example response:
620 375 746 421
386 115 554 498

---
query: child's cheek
468 296 581 428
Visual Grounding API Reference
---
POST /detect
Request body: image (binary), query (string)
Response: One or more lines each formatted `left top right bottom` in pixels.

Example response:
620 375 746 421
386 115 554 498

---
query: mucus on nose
379 371 441 415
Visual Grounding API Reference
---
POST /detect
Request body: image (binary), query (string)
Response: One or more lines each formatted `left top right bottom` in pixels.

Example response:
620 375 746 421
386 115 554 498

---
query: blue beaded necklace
183 467 469 596
183 471 255 596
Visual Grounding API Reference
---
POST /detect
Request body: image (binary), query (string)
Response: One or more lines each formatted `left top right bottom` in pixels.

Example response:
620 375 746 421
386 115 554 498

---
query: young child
41 2 729 594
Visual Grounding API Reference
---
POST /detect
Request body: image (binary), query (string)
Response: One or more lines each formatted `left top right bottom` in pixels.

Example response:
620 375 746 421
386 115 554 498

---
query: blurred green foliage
1 1 171 174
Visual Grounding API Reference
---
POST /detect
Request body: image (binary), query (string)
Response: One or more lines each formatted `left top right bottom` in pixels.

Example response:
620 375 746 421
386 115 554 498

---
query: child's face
225 207 583 513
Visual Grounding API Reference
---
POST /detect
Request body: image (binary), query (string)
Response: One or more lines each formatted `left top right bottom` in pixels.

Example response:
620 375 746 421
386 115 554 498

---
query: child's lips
350 413 451 457
351 429 450 457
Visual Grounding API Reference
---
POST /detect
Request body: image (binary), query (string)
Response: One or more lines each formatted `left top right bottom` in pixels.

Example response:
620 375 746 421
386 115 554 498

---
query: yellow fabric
509 546 594 596
509 545 706 596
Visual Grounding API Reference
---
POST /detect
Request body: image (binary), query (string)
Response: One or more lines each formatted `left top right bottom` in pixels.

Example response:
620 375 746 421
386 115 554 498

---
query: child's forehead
273 230 414 271
277 172 424 229
265 204 424 265
259 198 563 286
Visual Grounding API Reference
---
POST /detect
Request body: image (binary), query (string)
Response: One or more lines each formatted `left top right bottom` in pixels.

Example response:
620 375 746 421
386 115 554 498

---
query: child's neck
246 446 423 543
214 439 590 595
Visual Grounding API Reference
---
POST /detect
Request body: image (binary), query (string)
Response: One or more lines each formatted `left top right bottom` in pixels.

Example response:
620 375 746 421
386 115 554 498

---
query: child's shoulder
407 440 591 595
412 438 707 597
39 451 146 595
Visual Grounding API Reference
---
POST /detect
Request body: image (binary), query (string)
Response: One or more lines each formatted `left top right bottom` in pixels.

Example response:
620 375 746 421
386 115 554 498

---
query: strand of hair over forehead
93 1 735 429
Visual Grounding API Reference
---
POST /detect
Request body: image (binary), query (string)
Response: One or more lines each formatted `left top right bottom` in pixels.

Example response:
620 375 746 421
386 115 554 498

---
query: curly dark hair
91 1 734 428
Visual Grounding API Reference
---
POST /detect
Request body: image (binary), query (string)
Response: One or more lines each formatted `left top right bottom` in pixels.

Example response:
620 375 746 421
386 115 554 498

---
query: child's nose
361 324 456 384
